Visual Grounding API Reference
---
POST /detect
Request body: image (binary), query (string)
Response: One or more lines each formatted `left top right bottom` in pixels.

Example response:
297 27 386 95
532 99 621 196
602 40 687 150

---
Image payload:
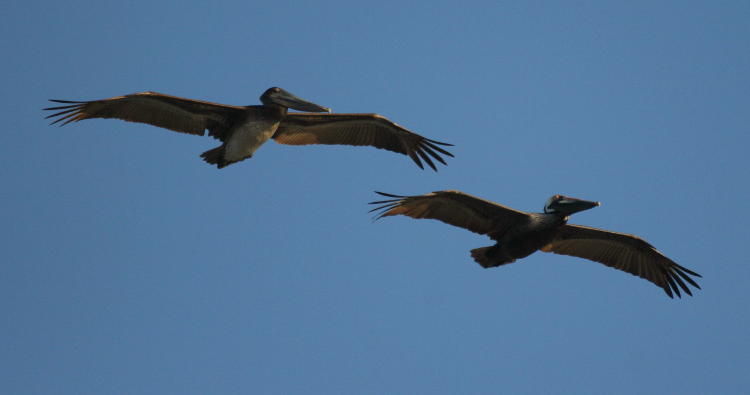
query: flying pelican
44 87 453 169
370 191 701 298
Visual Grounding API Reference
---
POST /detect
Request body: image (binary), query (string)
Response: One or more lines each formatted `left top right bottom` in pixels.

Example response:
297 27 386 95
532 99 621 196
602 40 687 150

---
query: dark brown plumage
370 190 701 298
43 89 453 170
43 92 241 136
273 113 453 170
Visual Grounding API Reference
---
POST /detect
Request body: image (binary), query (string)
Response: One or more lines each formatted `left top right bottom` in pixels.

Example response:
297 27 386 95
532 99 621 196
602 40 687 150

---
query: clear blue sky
2 1 748 394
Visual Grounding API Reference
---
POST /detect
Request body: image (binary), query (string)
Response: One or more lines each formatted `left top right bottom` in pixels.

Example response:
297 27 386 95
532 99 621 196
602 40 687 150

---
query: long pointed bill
556 197 601 215
274 89 331 112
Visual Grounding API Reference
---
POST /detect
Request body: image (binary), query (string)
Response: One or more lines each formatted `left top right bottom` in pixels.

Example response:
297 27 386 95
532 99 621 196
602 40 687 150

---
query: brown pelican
43 88 453 169
370 191 701 298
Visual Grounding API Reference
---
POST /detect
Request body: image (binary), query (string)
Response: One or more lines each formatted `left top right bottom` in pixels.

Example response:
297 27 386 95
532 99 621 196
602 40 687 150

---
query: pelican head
544 195 601 215
260 87 330 112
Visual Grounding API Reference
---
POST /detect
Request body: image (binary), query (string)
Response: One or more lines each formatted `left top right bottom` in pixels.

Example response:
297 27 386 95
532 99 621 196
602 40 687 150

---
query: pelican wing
369 190 528 239
44 92 244 138
541 224 701 298
272 113 453 170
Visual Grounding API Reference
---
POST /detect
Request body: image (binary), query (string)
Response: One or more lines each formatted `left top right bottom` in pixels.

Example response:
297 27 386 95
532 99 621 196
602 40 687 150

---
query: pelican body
471 195 600 266
202 87 333 167
219 110 281 164
44 87 453 169
370 191 701 298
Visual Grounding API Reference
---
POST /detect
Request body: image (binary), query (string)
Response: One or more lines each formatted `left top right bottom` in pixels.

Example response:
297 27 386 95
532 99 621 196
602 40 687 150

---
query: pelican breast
224 118 281 162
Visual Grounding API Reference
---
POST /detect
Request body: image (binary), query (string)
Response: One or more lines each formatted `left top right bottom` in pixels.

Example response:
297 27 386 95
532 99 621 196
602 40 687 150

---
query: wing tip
368 191 408 220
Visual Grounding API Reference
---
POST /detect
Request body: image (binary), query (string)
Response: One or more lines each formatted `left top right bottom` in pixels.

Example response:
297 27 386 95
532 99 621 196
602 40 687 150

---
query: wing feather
369 190 528 239
44 92 244 139
273 113 453 170
541 224 701 297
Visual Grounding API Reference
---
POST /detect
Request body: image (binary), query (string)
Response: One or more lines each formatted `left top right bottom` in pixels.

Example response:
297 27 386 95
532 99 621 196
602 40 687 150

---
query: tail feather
200 146 229 169
470 246 515 268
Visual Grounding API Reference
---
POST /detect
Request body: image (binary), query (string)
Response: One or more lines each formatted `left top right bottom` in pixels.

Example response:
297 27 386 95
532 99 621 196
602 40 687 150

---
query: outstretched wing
273 113 453 170
44 91 245 138
369 190 528 239
541 224 701 298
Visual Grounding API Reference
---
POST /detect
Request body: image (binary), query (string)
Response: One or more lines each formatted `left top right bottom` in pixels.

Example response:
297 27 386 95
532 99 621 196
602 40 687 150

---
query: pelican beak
269 88 331 112
556 197 601 215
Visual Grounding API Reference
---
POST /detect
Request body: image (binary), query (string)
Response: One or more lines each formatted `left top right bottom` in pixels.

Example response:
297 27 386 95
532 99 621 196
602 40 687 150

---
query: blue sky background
2 1 749 394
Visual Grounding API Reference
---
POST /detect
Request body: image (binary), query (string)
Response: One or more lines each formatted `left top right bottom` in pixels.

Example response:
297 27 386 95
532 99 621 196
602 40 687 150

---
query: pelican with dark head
259 87 331 113
370 190 701 298
544 194 601 217
44 87 453 169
